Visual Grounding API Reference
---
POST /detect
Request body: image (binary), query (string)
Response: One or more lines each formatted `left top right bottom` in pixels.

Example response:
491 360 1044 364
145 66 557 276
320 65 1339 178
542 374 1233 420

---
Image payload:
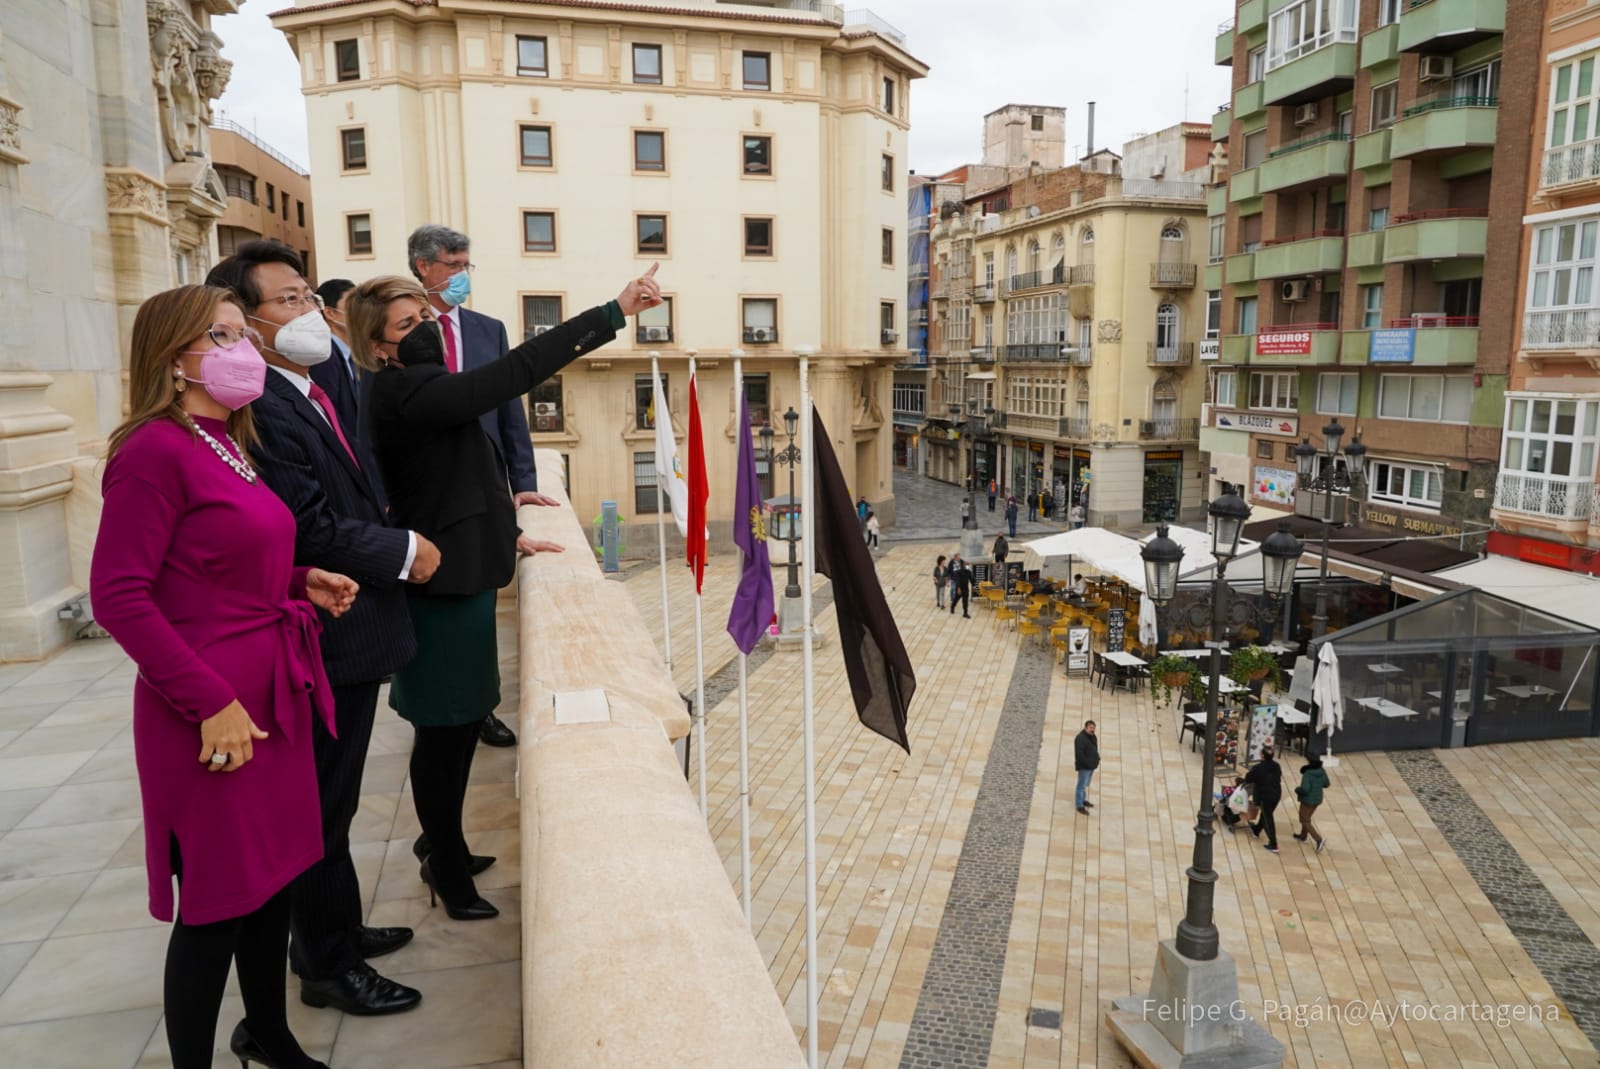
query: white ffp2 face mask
265 309 333 366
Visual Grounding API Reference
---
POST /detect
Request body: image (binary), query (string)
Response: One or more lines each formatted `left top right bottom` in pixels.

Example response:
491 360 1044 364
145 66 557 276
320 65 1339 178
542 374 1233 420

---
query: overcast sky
215 0 1234 175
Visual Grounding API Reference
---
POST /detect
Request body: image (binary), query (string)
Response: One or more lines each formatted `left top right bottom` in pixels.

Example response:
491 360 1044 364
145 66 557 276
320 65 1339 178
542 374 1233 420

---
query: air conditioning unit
529 324 552 337
1139 420 1157 437
1293 102 1318 126
748 327 774 342
881 329 898 345
643 326 670 342
533 402 558 417
1281 278 1310 302
1419 55 1453 82
533 416 558 432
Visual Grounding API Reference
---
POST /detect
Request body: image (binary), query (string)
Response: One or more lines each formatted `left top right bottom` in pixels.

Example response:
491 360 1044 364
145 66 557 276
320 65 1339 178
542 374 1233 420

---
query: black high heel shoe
418 860 499 921
229 1020 329 1069
410 834 496 876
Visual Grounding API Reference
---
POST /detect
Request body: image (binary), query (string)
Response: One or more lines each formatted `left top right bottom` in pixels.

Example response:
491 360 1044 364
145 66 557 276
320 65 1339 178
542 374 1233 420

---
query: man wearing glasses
406 224 547 749
206 241 434 1018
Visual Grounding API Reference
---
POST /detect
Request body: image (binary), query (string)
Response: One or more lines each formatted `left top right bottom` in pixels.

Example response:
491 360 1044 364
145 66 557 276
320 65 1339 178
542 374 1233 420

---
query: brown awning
1243 515 1475 574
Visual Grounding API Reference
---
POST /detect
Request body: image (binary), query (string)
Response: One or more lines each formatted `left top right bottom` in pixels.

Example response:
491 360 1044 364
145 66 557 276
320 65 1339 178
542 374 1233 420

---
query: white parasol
1138 593 1159 648
1311 642 1344 766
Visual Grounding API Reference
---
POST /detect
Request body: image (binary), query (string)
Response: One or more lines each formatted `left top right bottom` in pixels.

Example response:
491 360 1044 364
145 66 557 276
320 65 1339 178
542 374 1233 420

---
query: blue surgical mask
438 271 471 307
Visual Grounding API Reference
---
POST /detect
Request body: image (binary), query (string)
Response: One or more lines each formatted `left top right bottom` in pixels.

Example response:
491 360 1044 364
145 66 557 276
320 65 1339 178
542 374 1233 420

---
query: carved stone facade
0 0 238 660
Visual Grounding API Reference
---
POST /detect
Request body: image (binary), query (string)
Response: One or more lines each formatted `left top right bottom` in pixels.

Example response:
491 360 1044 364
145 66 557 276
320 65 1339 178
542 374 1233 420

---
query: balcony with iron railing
1150 262 1198 287
1523 309 1600 352
1494 472 1592 523
1139 417 1201 441
1541 136 1600 195
1215 17 1236 66
973 285 997 303
1260 131 1352 194
969 345 996 362
1391 94 1498 160
1059 417 1093 439
1001 269 1056 296
998 343 1074 363
211 119 309 176
1147 342 1196 367
1067 264 1095 286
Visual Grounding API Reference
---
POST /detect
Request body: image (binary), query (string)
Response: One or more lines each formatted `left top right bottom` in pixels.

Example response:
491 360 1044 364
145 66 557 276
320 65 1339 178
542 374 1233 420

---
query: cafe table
1355 696 1419 718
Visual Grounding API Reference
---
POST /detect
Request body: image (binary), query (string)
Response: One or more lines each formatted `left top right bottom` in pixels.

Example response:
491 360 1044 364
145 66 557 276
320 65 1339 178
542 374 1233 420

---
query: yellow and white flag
652 365 689 537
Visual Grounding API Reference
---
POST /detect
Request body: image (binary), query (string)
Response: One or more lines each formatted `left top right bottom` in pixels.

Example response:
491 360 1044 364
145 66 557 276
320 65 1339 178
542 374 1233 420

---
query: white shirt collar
439 304 462 331
268 363 313 398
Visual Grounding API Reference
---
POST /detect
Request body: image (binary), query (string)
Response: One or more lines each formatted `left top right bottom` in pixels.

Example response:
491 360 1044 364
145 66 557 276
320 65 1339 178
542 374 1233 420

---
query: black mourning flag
811 408 915 751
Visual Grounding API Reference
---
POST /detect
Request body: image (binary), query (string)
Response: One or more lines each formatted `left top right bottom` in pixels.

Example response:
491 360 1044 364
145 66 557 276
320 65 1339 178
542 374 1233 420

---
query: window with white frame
1155 302 1180 353
1453 59 1500 102
1371 82 1398 130
1548 53 1600 150
1206 291 1222 338
1006 375 1065 417
1249 371 1298 411
1369 205 1389 230
1502 395 1599 478
1377 0 1400 26
1005 293 1066 345
950 299 971 348
983 254 995 286
1247 46 1266 83
1208 216 1225 264
1525 216 1600 345
1213 368 1238 408
1377 374 1473 423
1362 284 1383 329
1237 296 1258 335
1076 317 1093 358
1368 458 1445 512
1152 380 1178 423
1075 378 1090 424
892 382 925 416
1266 0 1357 72
1316 372 1358 416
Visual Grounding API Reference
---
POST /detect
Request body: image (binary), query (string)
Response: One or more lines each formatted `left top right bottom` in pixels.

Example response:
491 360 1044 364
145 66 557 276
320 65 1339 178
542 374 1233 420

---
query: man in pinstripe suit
209 241 437 1017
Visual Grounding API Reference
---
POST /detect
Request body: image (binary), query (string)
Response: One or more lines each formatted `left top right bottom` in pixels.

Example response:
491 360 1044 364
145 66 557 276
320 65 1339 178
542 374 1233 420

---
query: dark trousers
166 842 312 1069
987 495 996 511
950 589 969 616
1007 517 1017 537
410 719 484 904
1253 801 1279 848
290 679 379 981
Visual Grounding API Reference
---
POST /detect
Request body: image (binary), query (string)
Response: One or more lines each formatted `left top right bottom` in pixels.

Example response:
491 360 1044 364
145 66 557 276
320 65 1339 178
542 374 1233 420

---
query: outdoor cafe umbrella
1312 641 1344 764
1138 593 1159 648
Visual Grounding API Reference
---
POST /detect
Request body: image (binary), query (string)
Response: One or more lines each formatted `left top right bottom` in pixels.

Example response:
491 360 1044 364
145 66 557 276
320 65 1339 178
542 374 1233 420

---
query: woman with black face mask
344 269 661 918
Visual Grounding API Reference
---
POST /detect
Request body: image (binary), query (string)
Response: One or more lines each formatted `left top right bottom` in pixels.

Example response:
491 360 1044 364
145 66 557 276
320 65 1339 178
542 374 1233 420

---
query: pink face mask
180 338 267 410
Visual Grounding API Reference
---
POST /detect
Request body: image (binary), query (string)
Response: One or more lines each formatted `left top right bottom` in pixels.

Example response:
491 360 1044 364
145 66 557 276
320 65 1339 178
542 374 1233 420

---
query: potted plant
1149 653 1198 707
1228 645 1282 692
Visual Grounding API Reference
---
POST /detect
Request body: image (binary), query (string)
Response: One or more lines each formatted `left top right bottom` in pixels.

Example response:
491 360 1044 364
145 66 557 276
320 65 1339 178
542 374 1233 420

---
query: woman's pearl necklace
185 415 257 484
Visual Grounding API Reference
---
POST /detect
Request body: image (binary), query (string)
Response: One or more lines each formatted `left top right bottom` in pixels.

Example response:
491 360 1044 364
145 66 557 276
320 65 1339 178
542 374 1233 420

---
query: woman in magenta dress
90 285 358 1069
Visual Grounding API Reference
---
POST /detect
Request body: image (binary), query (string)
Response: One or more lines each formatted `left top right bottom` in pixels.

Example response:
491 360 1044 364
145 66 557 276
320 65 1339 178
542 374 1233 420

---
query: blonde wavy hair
108 285 259 460
345 275 432 373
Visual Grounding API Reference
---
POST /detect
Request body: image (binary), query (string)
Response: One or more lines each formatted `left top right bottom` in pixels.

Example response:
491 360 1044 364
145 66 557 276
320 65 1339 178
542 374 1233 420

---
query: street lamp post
764 407 804 633
1109 492 1302 1068
1293 421 1368 640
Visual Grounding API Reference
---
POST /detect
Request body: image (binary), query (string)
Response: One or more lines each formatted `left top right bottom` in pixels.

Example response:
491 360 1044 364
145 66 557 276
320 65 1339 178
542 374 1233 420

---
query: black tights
164 839 316 1069
409 719 484 905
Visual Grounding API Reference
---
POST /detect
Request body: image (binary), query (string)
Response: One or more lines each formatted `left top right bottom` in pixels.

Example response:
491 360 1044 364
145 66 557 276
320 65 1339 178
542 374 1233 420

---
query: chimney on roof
1086 102 1096 158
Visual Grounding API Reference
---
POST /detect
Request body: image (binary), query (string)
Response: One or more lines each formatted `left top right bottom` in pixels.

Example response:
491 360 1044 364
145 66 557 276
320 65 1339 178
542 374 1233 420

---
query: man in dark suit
408 223 551 748
207 241 441 1018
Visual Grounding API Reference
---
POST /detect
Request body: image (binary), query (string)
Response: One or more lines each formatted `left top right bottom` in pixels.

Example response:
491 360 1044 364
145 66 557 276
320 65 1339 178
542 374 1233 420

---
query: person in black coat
1243 745 1284 852
1074 721 1099 814
949 555 972 618
206 241 430 1017
344 267 662 920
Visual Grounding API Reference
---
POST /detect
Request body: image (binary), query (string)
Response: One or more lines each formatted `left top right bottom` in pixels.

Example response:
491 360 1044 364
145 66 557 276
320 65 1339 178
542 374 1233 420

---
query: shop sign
1200 339 1221 361
1363 508 1462 536
1370 328 1416 364
1255 330 1313 356
1253 465 1296 506
1145 451 1184 462
1054 446 1072 461
1213 410 1299 437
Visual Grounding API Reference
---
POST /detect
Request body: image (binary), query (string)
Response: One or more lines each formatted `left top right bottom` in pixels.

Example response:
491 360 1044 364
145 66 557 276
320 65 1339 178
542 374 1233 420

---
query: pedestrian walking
1043 490 1055 519
949 555 972 618
1005 497 1019 537
1027 493 1037 522
987 479 997 511
960 497 971 526
1292 755 1330 853
1070 502 1086 529
992 533 1009 565
856 496 869 534
865 511 880 549
1075 721 1099 814
933 555 948 609
1243 745 1283 852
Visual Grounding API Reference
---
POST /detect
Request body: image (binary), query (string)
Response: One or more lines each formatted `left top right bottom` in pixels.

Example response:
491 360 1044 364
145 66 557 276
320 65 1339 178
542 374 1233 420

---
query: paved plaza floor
4 470 1600 1068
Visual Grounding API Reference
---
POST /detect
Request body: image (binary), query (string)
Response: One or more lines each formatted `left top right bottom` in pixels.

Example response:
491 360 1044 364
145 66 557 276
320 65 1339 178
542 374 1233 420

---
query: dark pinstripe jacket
251 369 417 687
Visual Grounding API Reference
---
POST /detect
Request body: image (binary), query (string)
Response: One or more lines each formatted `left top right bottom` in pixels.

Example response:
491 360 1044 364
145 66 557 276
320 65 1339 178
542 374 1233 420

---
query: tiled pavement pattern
881 471 1079 544
1392 750 1600 1051
894 641 1055 1069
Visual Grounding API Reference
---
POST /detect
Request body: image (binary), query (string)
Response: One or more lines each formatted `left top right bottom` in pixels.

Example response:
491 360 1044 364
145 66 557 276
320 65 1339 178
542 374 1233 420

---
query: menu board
1247 705 1278 764
1106 607 1126 652
1004 561 1025 594
1066 627 1092 676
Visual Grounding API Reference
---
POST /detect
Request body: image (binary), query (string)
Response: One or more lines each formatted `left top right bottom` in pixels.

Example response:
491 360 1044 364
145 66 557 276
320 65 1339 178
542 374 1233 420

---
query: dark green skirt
389 589 501 727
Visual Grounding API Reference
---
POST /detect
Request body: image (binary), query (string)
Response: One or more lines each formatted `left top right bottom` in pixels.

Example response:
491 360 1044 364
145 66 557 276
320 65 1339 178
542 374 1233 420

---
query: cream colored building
270 0 926 543
0 0 236 661
926 125 1211 527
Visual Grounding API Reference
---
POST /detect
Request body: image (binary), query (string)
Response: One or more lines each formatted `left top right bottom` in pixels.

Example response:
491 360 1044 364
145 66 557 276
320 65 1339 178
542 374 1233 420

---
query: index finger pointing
643 262 659 279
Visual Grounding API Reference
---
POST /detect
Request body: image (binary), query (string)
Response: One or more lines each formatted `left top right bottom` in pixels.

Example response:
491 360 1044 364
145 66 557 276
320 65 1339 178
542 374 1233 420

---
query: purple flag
727 393 775 654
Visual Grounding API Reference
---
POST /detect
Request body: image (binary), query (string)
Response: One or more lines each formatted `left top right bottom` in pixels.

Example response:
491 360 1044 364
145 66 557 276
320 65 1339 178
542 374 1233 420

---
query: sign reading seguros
1255 330 1314 356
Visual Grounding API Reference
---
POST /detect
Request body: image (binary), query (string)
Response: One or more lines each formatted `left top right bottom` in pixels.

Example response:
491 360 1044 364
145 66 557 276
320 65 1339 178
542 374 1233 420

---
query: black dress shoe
410 834 497 876
229 1020 328 1069
357 925 414 960
419 860 499 921
299 964 422 1016
479 713 517 747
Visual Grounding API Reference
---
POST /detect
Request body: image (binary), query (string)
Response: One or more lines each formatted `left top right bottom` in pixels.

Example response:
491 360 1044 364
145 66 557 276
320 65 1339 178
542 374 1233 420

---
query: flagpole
652 352 673 675
798 349 819 1069
733 353 753 925
691 353 708 820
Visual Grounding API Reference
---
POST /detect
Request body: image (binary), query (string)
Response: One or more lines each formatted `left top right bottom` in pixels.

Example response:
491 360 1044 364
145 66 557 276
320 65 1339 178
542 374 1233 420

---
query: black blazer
310 341 385 506
250 370 416 687
457 307 541 494
368 305 617 597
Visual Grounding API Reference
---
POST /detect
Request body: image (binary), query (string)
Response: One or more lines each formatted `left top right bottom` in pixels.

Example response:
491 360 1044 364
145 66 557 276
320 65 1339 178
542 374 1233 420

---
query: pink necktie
307 382 360 469
440 314 459 374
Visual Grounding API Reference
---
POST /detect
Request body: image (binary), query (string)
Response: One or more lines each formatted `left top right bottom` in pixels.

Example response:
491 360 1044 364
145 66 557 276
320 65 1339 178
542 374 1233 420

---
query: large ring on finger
211 752 228 766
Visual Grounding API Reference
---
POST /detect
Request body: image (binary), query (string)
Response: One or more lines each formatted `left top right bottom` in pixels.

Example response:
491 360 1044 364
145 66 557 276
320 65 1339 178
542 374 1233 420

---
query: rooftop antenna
1184 75 1190 119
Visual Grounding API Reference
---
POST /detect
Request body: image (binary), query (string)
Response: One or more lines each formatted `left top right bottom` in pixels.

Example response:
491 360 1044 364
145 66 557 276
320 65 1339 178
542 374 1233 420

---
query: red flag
686 372 709 593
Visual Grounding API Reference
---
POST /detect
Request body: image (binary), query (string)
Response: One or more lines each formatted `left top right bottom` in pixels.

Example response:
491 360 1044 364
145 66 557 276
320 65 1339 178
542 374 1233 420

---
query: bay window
1496 395 1600 519
1524 215 1600 347
1266 0 1357 73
